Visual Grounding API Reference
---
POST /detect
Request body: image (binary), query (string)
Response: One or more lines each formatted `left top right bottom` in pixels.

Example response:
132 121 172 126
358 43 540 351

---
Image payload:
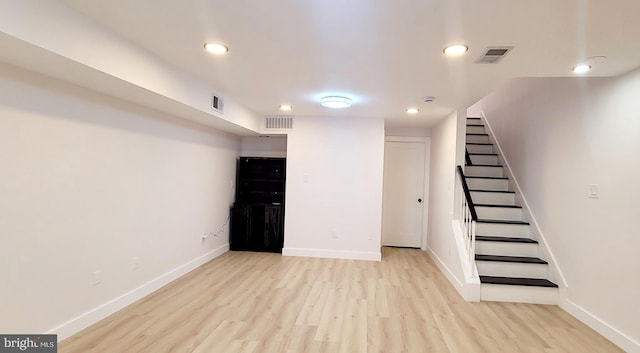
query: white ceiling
57 0 640 128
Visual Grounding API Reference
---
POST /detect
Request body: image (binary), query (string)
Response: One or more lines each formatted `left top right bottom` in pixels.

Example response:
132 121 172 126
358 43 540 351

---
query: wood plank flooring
60 248 623 353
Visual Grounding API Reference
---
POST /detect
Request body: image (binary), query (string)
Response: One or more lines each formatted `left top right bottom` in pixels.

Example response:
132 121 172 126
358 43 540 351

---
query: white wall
0 0 261 134
426 111 465 291
474 70 640 351
0 64 240 339
384 126 431 137
283 116 385 261
240 136 287 158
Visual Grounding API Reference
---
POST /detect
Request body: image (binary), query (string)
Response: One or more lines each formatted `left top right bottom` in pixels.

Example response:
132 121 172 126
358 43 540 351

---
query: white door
382 140 427 248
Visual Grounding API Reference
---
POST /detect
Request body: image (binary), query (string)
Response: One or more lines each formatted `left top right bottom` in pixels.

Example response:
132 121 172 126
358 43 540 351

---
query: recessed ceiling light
320 96 352 109
280 105 292 111
572 64 591 74
406 108 419 114
204 43 228 55
443 44 469 56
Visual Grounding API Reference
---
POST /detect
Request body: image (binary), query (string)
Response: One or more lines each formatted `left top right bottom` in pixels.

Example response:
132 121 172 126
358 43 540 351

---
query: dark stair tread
466 142 494 146
476 255 548 264
475 203 522 208
467 124 485 127
465 176 508 180
469 189 514 194
468 153 498 156
466 164 503 168
480 276 558 288
477 219 530 225
476 236 538 244
467 133 489 136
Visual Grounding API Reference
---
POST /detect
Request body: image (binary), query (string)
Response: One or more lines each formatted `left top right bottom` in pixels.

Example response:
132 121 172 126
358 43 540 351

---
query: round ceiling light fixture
204 42 229 55
572 64 591 74
320 96 353 109
443 44 469 56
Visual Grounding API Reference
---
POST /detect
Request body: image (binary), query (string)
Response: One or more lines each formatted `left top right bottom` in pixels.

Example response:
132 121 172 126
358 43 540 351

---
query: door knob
418 198 422 203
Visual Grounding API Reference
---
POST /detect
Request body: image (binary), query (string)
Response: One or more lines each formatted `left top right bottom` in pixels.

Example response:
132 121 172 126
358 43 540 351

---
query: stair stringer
477 112 568 294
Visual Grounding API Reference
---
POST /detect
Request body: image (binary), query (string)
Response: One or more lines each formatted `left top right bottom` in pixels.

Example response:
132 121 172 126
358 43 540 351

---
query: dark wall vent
475 47 513 64
212 94 224 113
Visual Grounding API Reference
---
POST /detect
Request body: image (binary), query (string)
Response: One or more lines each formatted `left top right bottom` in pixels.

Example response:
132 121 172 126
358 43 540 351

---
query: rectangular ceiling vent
265 116 294 130
475 46 513 64
211 94 224 114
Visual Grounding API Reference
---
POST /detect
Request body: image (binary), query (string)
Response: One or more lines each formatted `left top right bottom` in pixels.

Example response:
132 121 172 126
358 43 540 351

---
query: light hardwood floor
60 248 623 353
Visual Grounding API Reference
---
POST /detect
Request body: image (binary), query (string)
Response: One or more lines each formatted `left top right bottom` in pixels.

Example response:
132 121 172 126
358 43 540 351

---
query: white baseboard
282 247 381 261
48 244 229 341
425 246 462 292
560 299 639 353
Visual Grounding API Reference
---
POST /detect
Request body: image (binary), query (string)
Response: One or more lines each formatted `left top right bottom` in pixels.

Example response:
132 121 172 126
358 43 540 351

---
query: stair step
471 191 515 205
476 255 547 264
477 219 529 225
467 134 490 143
476 236 537 244
480 276 558 288
466 178 509 192
475 203 521 208
476 205 522 221
475 236 542 254
465 166 504 177
466 143 494 154
469 153 499 165
466 125 486 134
480 281 559 304
470 189 513 193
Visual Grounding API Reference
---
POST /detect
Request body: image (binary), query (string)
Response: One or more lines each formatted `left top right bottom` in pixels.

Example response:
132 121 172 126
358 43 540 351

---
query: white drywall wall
283 116 384 261
0 63 240 339
474 70 640 351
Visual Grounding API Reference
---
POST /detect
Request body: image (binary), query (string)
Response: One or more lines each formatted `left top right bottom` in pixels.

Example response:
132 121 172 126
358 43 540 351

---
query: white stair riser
476 222 530 237
465 166 503 177
480 284 559 305
470 154 499 165
466 144 494 153
470 192 515 205
466 134 490 143
477 261 548 278
476 241 538 257
466 126 486 134
476 206 522 220
466 178 509 191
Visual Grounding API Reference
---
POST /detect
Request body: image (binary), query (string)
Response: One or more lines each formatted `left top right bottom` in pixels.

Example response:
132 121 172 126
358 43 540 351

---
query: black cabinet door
230 203 283 253
230 203 252 251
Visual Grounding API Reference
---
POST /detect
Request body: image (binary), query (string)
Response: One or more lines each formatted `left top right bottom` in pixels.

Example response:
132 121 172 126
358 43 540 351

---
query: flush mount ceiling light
443 44 469 56
280 104 292 111
406 108 419 114
572 64 591 74
320 96 352 109
204 42 229 55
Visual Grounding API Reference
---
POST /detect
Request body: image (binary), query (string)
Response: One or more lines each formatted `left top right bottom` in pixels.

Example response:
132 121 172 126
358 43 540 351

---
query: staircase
465 117 559 304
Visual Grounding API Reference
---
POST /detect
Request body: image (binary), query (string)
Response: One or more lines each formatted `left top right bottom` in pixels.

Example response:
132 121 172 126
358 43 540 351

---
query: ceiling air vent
212 94 224 114
475 47 513 64
265 116 293 130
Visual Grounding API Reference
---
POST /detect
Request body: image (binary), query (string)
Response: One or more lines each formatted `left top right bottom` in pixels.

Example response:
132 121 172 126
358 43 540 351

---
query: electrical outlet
588 184 599 199
92 270 102 286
